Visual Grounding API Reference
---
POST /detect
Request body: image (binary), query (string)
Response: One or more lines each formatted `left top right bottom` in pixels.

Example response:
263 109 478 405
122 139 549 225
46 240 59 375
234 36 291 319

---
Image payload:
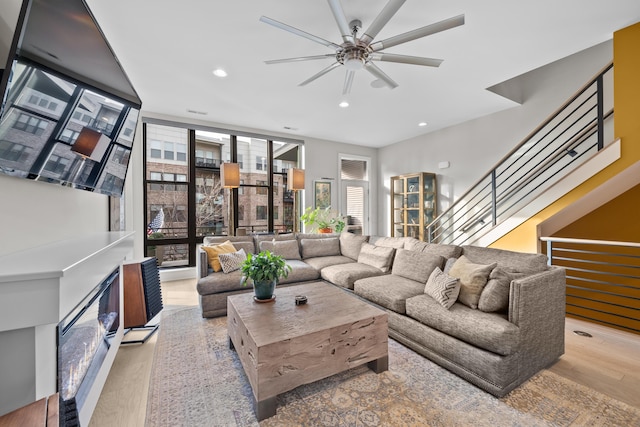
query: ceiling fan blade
327 0 355 44
260 16 341 50
370 14 465 52
370 53 443 67
299 62 342 86
343 70 355 95
360 0 406 45
265 54 335 65
364 62 398 89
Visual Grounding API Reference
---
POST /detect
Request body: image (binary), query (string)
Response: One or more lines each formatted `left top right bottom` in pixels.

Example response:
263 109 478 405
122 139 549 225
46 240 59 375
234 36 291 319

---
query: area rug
145 307 639 427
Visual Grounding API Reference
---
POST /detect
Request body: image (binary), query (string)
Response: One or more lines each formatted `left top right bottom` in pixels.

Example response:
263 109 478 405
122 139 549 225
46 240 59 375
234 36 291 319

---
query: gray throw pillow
357 243 395 273
391 249 444 283
424 267 460 309
339 232 369 260
259 239 301 260
448 255 497 309
478 267 527 313
300 237 341 258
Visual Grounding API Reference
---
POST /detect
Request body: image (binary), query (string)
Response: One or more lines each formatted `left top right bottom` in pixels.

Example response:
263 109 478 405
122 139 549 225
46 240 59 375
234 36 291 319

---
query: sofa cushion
461 245 548 273
405 294 520 356
218 248 246 273
405 240 462 259
303 255 354 271
358 243 395 273
321 263 384 290
197 270 245 294
478 267 528 313
391 249 444 283
201 240 237 272
259 239 301 260
448 255 496 309
354 275 425 314
253 233 295 248
339 232 369 260
277 260 320 284
424 267 460 309
370 236 409 249
300 237 341 258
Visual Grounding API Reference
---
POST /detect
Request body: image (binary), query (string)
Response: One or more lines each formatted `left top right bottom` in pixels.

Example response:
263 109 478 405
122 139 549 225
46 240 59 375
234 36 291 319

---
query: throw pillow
448 255 497 309
299 237 341 258
259 239 301 260
391 249 444 283
478 267 527 313
357 243 395 273
202 240 237 272
424 267 460 309
443 257 457 275
339 232 369 260
218 248 247 274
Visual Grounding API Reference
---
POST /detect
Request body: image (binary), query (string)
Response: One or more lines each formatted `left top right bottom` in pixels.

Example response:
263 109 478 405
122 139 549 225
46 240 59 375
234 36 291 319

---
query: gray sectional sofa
196 232 566 397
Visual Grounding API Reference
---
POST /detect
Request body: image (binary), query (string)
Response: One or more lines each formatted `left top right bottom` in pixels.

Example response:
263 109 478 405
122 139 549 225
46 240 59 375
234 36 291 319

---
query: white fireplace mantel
0 231 134 420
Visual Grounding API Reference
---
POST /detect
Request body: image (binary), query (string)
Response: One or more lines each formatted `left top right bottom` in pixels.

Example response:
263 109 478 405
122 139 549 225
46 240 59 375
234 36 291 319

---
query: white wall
376 41 613 236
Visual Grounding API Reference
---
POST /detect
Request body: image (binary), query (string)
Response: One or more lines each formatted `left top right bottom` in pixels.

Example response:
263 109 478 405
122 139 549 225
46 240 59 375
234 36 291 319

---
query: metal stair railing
541 236 640 335
427 63 614 245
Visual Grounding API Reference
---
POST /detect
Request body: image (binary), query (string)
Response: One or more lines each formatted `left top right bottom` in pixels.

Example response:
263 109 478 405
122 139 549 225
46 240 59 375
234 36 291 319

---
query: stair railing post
491 170 497 226
597 73 604 151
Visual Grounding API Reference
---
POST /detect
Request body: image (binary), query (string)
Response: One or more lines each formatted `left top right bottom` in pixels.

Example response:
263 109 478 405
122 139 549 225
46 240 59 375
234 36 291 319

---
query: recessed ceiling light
339 101 349 108
418 122 428 127
370 79 386 89
212 68 228 77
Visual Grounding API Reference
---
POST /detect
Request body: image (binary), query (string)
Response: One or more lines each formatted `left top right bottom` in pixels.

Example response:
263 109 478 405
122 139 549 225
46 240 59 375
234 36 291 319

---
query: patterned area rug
145 307 639 427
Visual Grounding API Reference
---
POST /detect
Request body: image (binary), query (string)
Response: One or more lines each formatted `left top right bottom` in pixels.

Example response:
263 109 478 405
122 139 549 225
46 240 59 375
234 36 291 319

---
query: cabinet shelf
390 172 437 241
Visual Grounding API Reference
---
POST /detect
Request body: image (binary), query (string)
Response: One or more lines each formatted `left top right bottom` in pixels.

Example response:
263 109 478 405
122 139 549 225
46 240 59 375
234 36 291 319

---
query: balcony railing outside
428 64 614 245
541 236 640 336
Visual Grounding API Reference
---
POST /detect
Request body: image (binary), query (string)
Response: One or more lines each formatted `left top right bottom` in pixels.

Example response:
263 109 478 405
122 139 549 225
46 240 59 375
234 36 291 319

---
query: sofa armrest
509 266 566 373
197 246 209 280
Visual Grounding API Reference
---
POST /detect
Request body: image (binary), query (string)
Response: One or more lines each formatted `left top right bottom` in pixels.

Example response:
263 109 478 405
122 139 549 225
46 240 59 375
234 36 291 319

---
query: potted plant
240 250 292 301
300 206 345 233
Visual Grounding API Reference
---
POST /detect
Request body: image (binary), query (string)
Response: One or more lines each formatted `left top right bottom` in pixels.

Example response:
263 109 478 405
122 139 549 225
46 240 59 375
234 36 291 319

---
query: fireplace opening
57 267 120 426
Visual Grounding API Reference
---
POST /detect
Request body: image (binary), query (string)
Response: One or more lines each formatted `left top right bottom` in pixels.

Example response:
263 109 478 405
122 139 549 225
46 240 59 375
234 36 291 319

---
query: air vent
186 109 208 115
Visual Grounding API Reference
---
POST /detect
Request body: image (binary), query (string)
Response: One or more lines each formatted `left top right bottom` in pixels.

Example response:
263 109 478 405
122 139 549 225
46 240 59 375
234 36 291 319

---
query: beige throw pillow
357 243 395 273
448 255 497 309
424 267 460 309
218 249 247 273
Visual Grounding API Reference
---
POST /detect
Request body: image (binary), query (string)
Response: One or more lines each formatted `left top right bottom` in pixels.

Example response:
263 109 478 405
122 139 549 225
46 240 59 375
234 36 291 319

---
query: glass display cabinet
391 172 437 240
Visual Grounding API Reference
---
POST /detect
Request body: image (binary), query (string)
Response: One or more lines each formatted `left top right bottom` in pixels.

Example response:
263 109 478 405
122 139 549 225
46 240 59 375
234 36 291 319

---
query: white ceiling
86 0 640 148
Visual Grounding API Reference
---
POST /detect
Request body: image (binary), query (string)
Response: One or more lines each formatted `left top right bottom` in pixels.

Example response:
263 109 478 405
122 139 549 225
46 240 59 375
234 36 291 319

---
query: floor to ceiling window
143 120 302 268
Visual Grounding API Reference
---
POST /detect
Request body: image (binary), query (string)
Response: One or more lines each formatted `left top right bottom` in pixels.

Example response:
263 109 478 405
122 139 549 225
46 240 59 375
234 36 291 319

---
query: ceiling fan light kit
261 0 464 95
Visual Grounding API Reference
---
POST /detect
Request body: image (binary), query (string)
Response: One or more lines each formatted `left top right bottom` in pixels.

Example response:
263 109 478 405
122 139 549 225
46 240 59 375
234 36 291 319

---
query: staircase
427 63 615 246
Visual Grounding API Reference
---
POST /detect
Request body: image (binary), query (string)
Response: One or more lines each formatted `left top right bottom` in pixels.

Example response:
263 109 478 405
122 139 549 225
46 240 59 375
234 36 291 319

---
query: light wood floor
89 279 640 426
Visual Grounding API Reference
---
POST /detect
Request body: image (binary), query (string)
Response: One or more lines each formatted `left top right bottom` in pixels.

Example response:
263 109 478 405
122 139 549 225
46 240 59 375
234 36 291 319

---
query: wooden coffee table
227 281 388 421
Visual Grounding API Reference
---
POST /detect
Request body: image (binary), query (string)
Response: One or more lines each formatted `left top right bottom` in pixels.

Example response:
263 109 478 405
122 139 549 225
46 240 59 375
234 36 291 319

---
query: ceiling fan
260 0 464 95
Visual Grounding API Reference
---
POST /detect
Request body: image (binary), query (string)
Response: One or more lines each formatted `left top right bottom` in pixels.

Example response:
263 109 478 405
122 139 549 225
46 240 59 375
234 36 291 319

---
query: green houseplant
240 250 292 300
300 206 345 233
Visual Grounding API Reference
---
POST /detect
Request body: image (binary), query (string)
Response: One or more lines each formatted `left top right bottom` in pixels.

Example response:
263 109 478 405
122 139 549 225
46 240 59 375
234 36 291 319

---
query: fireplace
57 267 120 426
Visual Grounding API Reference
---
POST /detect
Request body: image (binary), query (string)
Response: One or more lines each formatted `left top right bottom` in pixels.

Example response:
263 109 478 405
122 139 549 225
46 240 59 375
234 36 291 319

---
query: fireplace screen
57 267 120 426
